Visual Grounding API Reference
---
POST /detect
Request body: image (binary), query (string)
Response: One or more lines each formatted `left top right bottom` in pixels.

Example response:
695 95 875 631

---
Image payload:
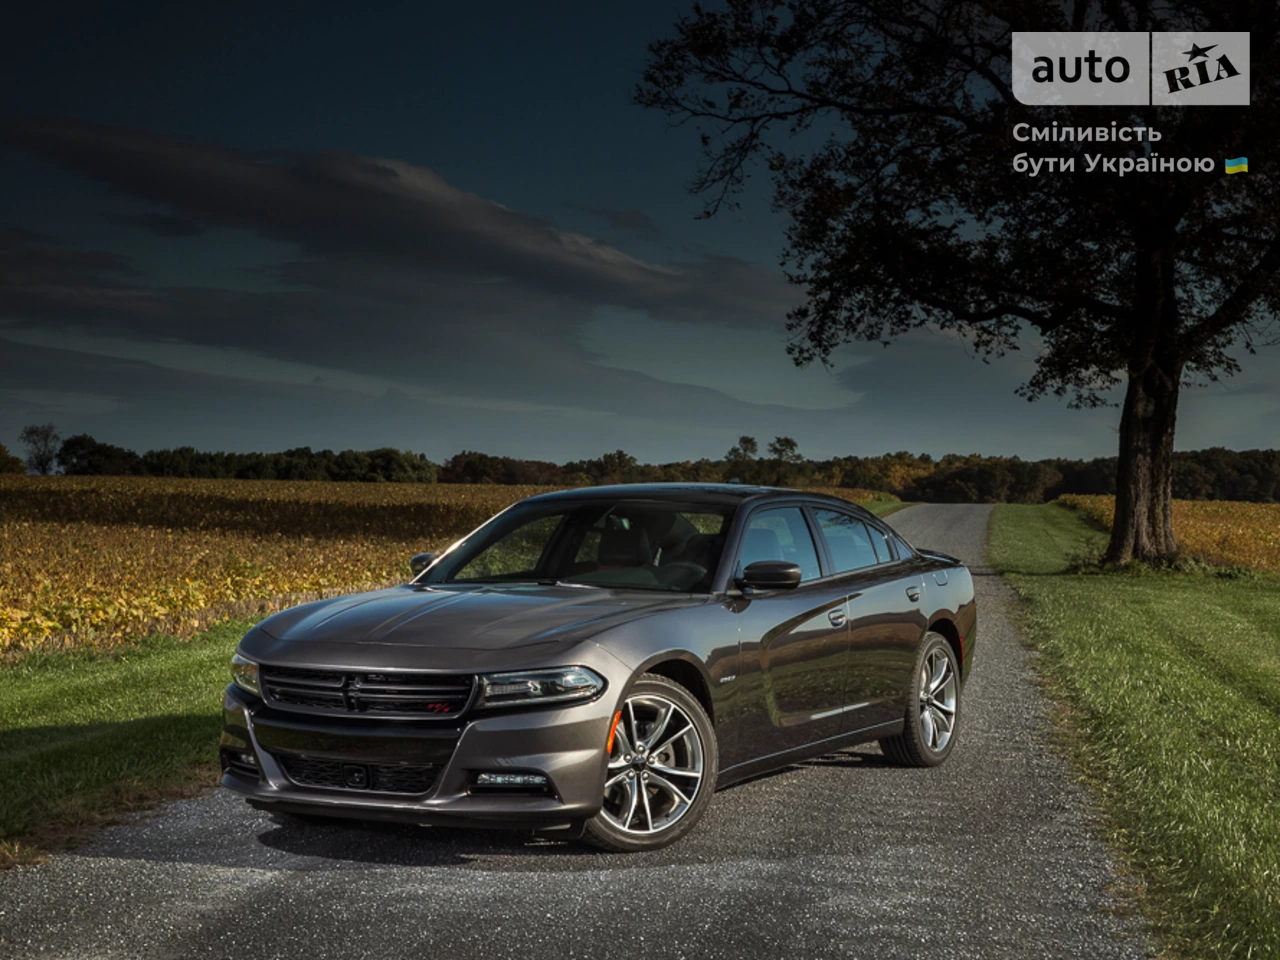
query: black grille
276 753 440 795
260 665 474 718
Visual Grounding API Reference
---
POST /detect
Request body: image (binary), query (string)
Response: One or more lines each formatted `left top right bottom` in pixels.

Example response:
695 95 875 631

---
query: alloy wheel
601 694 705 835
918 647 958 752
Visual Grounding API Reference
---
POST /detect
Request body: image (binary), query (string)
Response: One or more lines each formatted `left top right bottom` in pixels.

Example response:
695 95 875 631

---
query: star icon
1183 42 1218 60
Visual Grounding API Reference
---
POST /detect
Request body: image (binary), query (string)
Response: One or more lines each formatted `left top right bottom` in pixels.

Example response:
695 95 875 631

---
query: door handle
828 608 847 628
905 585 921 602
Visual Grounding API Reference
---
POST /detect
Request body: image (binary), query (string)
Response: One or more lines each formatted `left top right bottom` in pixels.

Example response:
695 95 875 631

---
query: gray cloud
104 212 205 237
568 204 663 240
5 116 797 328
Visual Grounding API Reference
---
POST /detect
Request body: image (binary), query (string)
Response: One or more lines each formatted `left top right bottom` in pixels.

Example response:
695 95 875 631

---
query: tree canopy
638 0 1280 562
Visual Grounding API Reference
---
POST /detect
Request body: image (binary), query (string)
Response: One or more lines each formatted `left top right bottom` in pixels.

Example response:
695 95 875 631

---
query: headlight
476 667 604 709
231 653 260 696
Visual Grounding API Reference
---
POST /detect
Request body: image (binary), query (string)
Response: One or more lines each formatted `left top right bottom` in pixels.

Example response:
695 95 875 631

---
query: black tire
581 673 718 852
879 631 962 768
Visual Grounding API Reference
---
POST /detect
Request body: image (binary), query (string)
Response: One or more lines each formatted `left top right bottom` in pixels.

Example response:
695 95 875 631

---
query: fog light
475 772 547 787
236 751 258 768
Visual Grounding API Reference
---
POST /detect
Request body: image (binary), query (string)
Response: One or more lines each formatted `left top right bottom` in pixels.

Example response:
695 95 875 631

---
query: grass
0 620 251 865
989 504 1280 959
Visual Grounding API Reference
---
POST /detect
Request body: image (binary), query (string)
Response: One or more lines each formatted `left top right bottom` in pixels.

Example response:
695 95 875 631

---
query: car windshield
422 499 735 593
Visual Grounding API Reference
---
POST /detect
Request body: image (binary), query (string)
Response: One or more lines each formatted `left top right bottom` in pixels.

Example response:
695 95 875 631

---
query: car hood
254 583 693 655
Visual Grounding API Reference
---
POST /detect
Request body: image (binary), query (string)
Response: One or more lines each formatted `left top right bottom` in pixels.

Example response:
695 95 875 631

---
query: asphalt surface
0 504 1149 960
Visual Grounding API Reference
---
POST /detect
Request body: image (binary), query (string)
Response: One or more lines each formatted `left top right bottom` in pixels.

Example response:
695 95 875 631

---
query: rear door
810 508 924 730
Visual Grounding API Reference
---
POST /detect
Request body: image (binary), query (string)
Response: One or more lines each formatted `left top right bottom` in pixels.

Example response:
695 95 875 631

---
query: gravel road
0 504 1148 960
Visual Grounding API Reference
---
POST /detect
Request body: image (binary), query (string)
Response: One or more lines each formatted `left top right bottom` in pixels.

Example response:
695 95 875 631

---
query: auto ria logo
1013 32 1250 105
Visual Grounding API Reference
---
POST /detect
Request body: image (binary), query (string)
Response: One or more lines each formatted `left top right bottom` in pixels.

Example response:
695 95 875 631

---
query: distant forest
6 428 1279 505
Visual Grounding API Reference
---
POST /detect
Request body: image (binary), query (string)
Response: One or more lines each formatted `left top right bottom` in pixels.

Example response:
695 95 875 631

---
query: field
991 504 1280 959
1057 494 1280 570
0 476 897 656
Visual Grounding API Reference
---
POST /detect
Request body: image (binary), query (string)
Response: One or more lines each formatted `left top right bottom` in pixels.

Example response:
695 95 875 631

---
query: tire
879 631 961 768
581 673 718 852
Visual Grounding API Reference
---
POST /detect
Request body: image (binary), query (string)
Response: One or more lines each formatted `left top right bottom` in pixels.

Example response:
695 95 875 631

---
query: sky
2 2 1276 464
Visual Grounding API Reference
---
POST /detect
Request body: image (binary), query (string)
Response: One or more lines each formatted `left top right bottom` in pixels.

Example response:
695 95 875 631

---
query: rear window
814 509 881 573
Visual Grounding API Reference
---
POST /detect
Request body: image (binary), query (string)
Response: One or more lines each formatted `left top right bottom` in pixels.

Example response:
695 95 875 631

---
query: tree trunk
1106 245 1183 565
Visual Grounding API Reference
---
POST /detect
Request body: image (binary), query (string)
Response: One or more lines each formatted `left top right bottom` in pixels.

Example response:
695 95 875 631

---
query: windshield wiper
450 577 599 588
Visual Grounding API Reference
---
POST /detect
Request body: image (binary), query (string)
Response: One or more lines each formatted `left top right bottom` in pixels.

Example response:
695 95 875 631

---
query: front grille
276 753 440 795
260 665 475 719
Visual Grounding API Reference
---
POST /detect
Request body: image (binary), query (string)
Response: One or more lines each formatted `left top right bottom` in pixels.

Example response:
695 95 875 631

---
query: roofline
518 482 886 513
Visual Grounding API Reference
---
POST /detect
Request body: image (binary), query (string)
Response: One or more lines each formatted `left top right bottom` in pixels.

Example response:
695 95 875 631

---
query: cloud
568 204 662 240
3 116 797 328
104 212 205 237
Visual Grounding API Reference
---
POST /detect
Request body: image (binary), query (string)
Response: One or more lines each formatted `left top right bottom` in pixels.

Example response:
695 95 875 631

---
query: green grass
989 504 1280 959
0 620 250 863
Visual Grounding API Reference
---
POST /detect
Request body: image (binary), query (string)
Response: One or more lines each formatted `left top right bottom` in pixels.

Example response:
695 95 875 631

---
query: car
221 483 977 851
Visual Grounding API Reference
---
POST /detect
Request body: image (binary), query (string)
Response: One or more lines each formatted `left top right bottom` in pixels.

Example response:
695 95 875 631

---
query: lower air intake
276 753 440 795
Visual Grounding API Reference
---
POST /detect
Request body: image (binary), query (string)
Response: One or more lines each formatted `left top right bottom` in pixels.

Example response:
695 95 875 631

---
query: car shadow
51 742 889 870
251 817 599 867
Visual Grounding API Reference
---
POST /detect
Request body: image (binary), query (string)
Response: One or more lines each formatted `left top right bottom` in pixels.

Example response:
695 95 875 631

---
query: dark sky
2 2 1275 463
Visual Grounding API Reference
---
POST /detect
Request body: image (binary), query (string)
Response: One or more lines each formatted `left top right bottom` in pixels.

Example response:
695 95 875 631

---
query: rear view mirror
409 552 437 575
739 560 802 590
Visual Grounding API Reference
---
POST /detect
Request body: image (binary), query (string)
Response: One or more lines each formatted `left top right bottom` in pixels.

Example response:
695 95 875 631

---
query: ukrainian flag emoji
1225 157 1249 174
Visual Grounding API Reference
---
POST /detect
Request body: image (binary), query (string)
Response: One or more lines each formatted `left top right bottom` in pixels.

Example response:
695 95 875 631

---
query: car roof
522 482 880 514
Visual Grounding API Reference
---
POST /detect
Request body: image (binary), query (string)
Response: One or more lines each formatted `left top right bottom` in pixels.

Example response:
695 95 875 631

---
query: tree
767 435 804 484
57 434 141 475
0 443 24 474
18 423 60 475
639 1 1280 563
724 435 760 482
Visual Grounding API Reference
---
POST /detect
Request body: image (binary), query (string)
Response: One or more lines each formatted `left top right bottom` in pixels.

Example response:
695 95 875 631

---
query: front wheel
581 673 718 852
879 631 961 767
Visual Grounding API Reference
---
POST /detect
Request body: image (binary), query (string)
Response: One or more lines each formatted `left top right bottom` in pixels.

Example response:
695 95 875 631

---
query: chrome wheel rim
919 647 958 752
601 694 704 835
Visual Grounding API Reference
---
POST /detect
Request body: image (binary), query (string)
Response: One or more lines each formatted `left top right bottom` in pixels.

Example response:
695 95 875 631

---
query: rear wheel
879 632 961 767
582 673 717 852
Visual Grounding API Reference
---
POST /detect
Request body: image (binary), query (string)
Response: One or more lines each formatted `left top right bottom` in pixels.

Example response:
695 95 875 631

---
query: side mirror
738 560 803 591
409 552 438 576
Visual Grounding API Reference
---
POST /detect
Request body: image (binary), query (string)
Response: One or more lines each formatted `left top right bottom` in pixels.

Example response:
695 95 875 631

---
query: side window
814 509 881 573
889 533 913 559
738 507 821 582
866 524 892 563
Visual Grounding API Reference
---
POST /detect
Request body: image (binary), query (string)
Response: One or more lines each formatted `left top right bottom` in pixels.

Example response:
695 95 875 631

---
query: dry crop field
1057 494 1280 571
0 476 892 656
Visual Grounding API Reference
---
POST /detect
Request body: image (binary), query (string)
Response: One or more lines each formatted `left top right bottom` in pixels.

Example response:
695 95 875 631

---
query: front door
730 506 852 759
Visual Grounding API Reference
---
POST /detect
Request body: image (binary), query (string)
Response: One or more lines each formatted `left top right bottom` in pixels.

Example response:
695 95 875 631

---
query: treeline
13 428 1280 503
54 435 439 483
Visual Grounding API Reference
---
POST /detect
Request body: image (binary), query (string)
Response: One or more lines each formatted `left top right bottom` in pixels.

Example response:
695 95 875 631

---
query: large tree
638 0 1280 563
18 423 60 476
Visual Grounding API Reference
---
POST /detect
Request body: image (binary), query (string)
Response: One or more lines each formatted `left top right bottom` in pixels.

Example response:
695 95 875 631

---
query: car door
730 505 853 759
810 508 925 730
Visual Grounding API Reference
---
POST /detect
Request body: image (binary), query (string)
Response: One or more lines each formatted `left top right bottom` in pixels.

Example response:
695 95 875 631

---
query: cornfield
1058 494 1280 571
0 477 892 656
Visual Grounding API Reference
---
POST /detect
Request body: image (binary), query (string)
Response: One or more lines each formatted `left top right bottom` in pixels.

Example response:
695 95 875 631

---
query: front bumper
220 681 616 833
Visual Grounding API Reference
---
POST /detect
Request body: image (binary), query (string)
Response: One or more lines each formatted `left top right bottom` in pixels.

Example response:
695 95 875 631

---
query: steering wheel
655 561 707 588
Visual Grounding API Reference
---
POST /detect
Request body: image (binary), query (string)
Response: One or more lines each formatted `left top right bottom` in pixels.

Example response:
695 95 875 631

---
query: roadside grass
0 620 251 866
989 504 1280 959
